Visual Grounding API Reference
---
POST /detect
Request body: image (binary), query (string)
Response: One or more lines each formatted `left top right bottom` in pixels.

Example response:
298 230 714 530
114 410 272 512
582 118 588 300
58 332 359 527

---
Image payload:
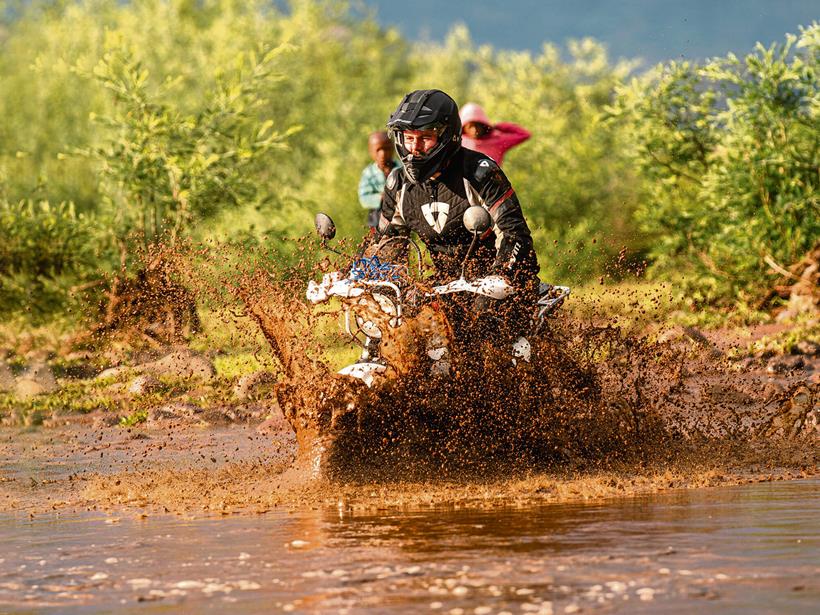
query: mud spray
239 267 816 482
14 239 814 514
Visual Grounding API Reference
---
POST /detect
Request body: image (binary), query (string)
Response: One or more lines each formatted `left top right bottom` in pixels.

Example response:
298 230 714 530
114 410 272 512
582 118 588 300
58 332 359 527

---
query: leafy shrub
85 37 297 247
611 23 819 304
3 1 645 284
0 0 816 323
0 199 96 277
0 199 102 318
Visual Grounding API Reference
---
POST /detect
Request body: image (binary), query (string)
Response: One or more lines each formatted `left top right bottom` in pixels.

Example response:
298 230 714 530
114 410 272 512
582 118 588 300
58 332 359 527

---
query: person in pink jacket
459 102 531 166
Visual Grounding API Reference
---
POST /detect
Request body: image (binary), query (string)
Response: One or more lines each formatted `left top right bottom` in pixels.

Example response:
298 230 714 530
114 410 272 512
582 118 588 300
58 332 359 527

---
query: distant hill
363 0 818 66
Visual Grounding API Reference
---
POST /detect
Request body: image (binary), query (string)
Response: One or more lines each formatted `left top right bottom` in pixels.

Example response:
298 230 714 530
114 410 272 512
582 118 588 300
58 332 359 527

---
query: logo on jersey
478 159 491 167
421 201 450 233
386 169 397 190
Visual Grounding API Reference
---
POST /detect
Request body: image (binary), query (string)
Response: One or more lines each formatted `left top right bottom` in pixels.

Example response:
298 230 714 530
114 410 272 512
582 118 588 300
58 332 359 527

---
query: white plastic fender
306 272 365 303
430 275 514 300
338 362 387 387
355 316 383 339
306 273 404 312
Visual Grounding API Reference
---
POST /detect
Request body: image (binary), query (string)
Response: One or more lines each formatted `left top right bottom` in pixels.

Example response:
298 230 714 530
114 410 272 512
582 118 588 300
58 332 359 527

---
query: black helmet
387 89 461 184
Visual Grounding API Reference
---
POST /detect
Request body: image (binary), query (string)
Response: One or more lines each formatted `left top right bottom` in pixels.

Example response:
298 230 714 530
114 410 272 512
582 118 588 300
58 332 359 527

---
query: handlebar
371 236 424 277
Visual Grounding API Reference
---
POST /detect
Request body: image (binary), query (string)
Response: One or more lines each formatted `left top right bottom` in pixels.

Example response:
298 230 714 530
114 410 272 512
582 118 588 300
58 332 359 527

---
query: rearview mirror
463 206 491 235
314 212 336 241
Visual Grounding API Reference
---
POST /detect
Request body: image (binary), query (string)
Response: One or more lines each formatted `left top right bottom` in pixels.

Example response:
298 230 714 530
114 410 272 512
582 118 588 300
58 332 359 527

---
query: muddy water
0 478 816 614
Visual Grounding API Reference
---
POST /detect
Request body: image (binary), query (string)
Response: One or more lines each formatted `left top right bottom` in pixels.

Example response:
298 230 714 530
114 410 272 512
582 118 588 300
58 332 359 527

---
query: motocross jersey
376 147 539 283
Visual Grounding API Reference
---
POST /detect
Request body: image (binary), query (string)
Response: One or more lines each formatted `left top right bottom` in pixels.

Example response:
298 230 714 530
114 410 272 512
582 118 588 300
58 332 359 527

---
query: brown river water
0 423 817 614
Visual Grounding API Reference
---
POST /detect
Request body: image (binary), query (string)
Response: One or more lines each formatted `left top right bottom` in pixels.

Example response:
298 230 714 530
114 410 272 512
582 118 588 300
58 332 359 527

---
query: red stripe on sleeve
489 187 515 213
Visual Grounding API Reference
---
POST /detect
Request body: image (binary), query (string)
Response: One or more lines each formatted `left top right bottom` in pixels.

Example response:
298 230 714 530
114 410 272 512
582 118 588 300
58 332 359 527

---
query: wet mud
238 268 817 484
0 422 816 517
1 247 818 516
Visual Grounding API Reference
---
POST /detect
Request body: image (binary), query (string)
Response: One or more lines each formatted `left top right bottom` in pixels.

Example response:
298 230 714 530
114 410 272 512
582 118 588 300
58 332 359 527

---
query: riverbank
1 419 816 517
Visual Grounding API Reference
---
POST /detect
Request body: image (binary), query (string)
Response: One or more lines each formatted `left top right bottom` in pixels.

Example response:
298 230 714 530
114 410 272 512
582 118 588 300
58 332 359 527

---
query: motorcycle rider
374 89 540 348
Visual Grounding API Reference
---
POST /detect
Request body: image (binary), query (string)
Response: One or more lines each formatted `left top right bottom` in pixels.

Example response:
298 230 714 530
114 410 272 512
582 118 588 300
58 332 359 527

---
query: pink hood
459 102 491 128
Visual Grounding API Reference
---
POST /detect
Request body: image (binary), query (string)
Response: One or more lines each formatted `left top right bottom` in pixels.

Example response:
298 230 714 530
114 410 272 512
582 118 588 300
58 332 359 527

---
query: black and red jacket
376 147 539 283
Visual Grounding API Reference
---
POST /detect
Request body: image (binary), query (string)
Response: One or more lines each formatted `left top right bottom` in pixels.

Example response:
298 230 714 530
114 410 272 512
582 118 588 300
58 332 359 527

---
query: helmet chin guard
387 89 461 184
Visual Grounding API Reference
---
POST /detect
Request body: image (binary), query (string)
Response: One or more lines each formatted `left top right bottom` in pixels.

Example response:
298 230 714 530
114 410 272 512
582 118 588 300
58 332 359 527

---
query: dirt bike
307 206 570 387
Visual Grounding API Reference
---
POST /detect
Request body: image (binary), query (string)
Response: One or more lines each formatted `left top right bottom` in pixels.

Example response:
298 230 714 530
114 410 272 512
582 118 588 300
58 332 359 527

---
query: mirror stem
460 232 479 279
321 239 345 257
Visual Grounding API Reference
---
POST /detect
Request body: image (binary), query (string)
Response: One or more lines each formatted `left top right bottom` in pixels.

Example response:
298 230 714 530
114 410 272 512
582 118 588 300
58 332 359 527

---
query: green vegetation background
0 0 817 326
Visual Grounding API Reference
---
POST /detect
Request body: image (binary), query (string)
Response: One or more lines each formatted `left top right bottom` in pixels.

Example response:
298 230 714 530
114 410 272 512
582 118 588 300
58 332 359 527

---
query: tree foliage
0 199 94 278
611 23 819 304
0 198 98 318
0 1 816 320
85 35 295 246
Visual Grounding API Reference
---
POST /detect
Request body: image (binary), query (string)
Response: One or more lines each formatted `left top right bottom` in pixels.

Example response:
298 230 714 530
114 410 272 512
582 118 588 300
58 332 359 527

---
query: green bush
611 23 819 304
85 36 297 247
0 198 102 318
0 199 95 277
0 0 815 324
1 1 644 280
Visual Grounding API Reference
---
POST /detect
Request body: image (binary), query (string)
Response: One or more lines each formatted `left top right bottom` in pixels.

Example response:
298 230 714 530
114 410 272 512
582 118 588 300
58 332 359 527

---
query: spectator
358 131 398 229
459 102 531 166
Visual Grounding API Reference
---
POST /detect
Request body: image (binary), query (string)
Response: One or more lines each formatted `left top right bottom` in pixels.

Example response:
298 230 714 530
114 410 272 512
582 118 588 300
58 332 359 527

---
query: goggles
391 123 446 140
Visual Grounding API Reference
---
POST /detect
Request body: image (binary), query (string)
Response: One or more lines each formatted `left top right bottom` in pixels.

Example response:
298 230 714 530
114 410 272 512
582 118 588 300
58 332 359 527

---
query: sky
362 0 818 66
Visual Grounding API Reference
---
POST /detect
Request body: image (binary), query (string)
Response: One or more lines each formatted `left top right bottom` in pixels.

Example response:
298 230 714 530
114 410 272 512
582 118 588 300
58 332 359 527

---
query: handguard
306 272 364 303
338 362 387 388
306 272 402 312
430 275 514 300
307 257 406 305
